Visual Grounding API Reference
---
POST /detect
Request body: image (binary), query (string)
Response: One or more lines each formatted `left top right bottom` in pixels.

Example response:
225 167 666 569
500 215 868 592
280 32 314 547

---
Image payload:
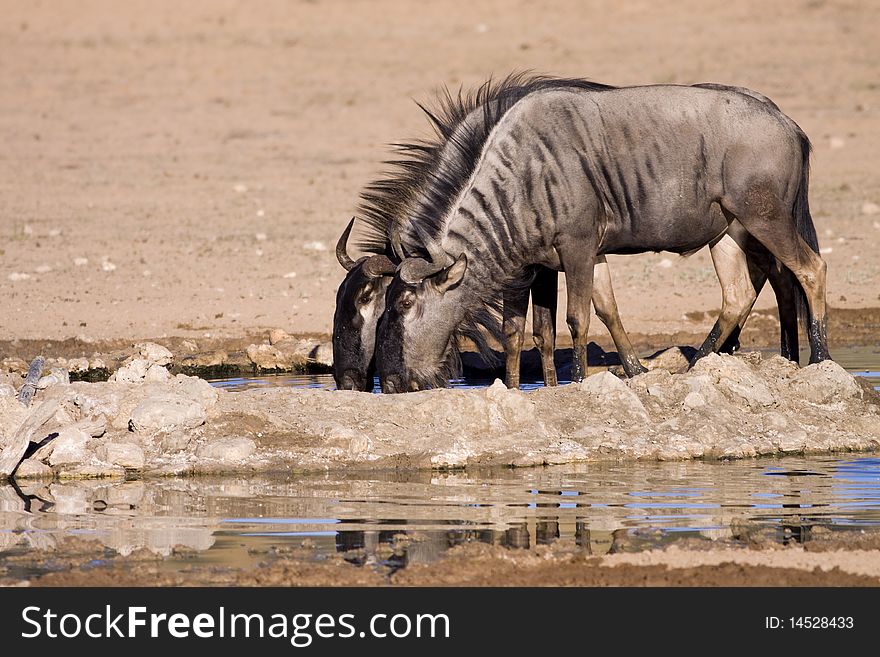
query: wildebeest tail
792 128 818 330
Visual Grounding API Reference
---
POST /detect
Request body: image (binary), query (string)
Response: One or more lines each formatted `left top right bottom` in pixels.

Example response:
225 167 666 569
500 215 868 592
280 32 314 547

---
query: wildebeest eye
358 293 372 305
399 297 414 310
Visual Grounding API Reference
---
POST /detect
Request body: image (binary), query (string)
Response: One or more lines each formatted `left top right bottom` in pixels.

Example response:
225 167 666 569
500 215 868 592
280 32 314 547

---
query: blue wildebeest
375 76 828 393
334 76 803 391
333 77 650 390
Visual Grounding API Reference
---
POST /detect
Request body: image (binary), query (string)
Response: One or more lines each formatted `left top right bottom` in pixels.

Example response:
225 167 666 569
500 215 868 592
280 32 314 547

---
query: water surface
2 456 879 577
209 345 880 392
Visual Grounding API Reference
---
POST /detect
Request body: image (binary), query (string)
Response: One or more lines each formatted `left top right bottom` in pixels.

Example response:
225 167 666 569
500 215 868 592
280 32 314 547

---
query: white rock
172 375 220 408
645 347 690 373
776 429 808 453
303 241 327 252
110 358 150 383
683 392 706 409
690 354 774 409
197 437 256 462
789 360 861 404
135 342 173 365
8 272 31 281
15 458 53 479
268 328 290 345
129 395 207 433
579 371 649 421
143 364 171 382
73 257 89 266
96 443 145 469
48 427 92 466
861 201 879 215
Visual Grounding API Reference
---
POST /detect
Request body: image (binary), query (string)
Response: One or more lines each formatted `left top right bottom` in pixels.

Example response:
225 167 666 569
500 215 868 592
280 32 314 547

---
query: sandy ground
2 0 879 348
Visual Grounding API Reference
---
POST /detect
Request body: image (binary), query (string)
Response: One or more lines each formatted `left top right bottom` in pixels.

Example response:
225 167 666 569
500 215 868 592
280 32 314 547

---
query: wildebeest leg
691 233 760 364
717 234 798 362
718 326 742 354
530 267 559 386
591 256 647 377
766 262 800 362
503 285 530 389
718 256 767 355
560 247 597 382
724 187 830 363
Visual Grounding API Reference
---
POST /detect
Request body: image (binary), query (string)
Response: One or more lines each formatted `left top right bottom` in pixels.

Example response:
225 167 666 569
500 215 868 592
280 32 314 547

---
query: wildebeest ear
432 253 467 293
362 255 397 279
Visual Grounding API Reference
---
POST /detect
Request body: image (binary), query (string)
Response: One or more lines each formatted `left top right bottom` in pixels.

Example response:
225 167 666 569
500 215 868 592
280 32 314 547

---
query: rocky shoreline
1 344 878 481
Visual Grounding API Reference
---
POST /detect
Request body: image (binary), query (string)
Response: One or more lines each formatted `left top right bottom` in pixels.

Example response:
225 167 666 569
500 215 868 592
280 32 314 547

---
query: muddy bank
7 532 880 588
0 306 878 380
1 348 878 480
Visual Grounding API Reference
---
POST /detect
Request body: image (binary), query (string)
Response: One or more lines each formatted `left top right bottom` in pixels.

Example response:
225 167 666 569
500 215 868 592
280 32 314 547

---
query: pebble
197 437 256 462
129 394 207 433
96 443 145 469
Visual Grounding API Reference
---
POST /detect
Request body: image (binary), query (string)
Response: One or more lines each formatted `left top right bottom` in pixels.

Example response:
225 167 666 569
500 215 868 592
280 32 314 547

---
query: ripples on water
2 456 879 576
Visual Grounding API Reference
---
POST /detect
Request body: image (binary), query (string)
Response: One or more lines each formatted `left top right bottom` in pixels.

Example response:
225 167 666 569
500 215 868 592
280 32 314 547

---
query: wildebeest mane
355 72 616 257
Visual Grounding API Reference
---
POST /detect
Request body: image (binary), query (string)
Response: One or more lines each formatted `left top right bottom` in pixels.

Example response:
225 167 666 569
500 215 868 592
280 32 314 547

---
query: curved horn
425 238 453 268
391 231 406 261
335 217 357 271
362 255 397 279
399 257 444 284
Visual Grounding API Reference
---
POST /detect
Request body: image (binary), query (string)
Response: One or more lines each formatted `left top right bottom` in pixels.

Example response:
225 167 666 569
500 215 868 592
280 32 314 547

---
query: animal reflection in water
332 74 830 393
331 521 561 570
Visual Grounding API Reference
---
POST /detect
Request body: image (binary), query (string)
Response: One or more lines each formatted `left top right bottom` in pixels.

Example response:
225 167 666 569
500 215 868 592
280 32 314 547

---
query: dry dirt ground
2 0 879 351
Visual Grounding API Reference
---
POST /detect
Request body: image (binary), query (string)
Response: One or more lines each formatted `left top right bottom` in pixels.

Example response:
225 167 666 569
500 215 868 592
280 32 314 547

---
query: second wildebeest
376 79 828 392
335 76 804 391
333 76 644 391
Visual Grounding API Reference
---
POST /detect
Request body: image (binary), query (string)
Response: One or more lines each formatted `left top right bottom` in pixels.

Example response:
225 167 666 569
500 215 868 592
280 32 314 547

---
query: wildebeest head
332 218 397 391
376 244 469 394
